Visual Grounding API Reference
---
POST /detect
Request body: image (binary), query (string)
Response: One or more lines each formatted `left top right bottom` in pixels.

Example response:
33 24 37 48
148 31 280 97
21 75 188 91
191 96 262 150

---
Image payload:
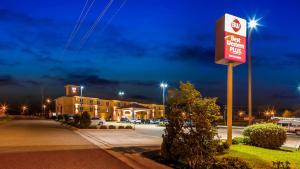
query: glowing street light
80 85 84 114
22 106 27 114
118 91 125 99
247 17 260 125
46 98 51 103
1 104 7 113
160 82 168 106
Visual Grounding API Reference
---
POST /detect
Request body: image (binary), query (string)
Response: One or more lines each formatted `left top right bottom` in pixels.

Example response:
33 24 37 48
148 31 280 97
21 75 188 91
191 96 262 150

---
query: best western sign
215 13 247 66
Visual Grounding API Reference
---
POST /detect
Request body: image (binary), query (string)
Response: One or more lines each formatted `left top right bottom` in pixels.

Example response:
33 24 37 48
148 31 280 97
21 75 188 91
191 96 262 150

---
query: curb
217 125 245 129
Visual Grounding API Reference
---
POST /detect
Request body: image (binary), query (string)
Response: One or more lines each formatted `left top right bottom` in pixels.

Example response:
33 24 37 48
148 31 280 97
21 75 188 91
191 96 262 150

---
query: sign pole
227 62 233 145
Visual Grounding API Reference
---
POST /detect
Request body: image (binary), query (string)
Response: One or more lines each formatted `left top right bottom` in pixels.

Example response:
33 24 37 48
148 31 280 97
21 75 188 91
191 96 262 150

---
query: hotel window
97 100 100 105
90 107 93 112
89 100 93 104
106 102 109 106
106 108 109 112
118 103 121 107
80 107 83 111
80 98 83 103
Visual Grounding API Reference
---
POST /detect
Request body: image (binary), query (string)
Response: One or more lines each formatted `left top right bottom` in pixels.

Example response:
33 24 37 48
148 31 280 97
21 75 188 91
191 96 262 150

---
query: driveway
0 120 131 169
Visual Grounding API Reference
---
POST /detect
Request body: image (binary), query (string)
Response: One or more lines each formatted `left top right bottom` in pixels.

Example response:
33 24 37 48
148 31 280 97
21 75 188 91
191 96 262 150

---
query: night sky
1 0 300 112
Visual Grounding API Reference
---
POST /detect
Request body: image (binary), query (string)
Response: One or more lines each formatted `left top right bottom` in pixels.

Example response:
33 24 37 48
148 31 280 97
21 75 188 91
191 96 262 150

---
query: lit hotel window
106 108 109 112
106 102 109 106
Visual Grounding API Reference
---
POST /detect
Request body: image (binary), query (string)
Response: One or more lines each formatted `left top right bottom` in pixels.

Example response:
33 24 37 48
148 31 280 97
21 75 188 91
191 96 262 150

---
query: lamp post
160 82 168 117
1 105 7 114
46 98 51 117
42 104 46 116
248 18 258 125
22 106 27 115
80 85 84 114
118 91 125 100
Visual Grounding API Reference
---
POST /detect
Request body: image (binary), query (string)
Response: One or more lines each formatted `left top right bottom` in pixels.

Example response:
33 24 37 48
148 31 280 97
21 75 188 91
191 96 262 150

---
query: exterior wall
55 96 165 120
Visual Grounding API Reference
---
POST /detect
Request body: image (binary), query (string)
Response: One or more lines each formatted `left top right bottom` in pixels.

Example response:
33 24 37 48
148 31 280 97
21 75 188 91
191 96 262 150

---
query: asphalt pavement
0 120 131 169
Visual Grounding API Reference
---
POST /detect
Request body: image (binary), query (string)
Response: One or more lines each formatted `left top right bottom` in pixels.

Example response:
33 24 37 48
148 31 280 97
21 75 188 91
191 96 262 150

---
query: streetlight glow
249 19 258 29
160 83 168 88
118 91 125 96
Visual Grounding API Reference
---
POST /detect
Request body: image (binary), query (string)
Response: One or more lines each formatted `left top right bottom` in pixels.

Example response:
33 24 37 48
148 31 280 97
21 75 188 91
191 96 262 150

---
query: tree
161 82 221 168
282 110 294 118
80 111 91 128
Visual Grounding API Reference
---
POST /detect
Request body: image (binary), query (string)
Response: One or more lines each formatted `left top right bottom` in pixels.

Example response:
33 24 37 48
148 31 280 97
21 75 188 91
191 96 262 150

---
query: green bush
125 125 133 129
216 140 230 153
57 114 64 121
118 126 125 129
232 136 251 145
243 123 286 149
108 125 116 129
79 111 91 129
89 125 98 129
73 114 81 126
63 114 69 122
213 157 252 169
272 161 291 169
100 125 108 129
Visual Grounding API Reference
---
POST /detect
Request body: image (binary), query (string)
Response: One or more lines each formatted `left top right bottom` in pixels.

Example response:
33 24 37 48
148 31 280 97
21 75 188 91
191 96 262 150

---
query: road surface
0 120 131 169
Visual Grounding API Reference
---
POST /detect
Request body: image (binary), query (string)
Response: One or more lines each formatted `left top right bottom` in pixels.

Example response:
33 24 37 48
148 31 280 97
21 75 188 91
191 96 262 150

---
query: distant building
55 85 164 121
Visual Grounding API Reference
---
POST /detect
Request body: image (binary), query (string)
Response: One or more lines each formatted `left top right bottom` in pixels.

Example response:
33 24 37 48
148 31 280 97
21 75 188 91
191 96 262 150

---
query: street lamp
247 17 259 125
1 104 7 114
22 106 27 115
118 91 125 99
80 85 84 114
160 82 168 117
42 104 46 116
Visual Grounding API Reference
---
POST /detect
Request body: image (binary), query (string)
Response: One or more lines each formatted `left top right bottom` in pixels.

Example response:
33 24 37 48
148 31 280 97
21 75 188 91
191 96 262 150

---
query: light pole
248 18 258 125
80 85 84 114
42 104 46 116
22 106 27 115
160 82 168 117
46 98 51 117
118 91 125 100
1 105 7 114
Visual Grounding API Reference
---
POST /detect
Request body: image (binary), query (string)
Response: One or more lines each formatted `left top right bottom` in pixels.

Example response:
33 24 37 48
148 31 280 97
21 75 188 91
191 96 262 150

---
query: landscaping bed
218 145 300 169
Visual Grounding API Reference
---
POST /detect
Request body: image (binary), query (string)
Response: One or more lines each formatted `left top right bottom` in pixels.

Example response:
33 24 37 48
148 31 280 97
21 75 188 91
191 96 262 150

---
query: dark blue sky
1 0 300 111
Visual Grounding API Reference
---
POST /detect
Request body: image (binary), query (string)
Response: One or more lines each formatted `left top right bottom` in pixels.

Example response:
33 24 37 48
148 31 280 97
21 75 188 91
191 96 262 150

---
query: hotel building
55 85 164 121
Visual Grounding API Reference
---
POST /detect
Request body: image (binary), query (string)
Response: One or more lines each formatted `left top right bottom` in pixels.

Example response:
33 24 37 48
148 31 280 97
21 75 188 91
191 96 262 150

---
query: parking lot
78 122 300 149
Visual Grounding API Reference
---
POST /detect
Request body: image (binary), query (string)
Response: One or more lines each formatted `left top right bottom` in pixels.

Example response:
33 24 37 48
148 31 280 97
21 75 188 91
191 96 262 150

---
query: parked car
278 120 300 135
130 119 142 124
159 119 169 125
120 117 130 123
91 117 106 126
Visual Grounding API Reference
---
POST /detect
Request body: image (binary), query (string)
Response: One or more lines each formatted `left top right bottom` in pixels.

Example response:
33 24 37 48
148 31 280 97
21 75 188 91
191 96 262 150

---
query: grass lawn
219 145 300 169
0 116 13 125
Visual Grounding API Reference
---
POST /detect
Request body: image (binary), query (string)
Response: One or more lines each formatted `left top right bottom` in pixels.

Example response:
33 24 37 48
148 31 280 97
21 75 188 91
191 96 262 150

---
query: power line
98 0 127 33
64 0 90 50
78 0 114 49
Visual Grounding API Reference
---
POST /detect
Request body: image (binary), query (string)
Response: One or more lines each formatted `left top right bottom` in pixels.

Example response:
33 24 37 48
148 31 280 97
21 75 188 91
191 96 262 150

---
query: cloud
166 45 214 64
0 75 21 86
21 48 61 63
0 9 55 27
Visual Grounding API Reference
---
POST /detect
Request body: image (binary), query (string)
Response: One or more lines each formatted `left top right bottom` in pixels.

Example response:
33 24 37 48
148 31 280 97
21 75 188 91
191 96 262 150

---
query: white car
91 117 106 126
278 120 300 135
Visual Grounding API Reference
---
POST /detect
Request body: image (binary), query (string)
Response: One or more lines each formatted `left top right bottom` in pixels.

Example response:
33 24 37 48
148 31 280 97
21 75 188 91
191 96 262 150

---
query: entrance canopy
114 103 152 121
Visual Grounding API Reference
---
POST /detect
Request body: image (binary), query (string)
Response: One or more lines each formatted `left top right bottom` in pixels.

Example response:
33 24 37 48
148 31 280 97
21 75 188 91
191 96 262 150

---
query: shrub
216 140 230 153
232 136 251 145
118 126 125 129
243 123 287 149
63 114 69 122
125 125 133 129
73 114 81 126
57 114 64 121
108 125 116 129
100 125 108 129
79 111 91 129
89 125 98 129
272 161 291 169
213 157 252 169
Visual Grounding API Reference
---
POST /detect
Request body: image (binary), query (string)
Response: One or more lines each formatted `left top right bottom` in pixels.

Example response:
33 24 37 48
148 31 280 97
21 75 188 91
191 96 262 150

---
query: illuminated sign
72 87 77 93
215 13 247 66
